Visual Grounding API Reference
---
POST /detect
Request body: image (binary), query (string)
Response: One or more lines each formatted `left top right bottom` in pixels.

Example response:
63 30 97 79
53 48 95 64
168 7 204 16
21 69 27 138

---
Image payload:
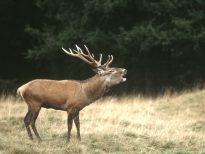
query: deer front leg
74 113 81 141
67 110 73 142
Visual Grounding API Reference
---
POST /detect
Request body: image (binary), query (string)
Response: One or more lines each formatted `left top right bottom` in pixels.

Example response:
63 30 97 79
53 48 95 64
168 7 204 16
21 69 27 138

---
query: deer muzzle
122 69 127 82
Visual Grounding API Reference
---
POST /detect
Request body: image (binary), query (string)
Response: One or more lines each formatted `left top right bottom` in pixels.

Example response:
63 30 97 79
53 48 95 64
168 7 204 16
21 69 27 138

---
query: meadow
0 90 205 154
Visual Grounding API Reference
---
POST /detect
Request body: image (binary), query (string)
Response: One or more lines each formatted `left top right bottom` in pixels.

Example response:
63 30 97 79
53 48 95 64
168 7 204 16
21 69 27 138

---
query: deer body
18 45 127 142
19 75 108 111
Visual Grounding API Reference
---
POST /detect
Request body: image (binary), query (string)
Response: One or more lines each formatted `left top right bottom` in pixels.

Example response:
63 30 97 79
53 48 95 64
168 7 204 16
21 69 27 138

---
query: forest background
0 0 205 95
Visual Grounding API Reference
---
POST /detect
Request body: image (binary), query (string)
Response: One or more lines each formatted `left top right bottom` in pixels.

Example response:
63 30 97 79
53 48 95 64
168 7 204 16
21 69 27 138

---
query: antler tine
76 44 93 60
83 45 95 60
99 54 102 64
62 45 105 68
108 55 113 65
75 45 83 54
62 47 72 54
84 45 102 66
102 55 110 66
68 48 75 54
102 55 114 68
62 46 93 65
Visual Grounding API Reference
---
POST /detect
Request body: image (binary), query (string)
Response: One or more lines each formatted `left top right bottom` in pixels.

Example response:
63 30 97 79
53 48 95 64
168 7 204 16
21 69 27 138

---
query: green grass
0 90 205 153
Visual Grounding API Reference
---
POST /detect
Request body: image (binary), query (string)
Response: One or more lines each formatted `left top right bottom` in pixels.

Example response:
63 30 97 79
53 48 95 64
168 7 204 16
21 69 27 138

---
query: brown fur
17 74 112 142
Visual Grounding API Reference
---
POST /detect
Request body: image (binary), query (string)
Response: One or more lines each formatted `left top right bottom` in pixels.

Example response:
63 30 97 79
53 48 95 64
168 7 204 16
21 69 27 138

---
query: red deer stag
17 45 127 142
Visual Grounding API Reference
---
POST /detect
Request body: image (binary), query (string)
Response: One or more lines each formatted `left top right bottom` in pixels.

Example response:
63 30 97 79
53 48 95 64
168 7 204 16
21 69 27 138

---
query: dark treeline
0 0 205 95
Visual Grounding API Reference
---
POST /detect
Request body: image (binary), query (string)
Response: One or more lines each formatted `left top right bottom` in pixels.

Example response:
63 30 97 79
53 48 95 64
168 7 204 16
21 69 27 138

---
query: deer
17 45 127 142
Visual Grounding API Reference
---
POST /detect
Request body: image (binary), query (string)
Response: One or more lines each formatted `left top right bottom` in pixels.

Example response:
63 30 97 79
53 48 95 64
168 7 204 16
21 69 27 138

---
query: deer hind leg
30 106 42 142
74 113 81 141
24 111 33 140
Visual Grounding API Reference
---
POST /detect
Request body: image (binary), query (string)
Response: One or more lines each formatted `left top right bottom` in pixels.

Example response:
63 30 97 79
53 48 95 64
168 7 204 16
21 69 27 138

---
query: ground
0 90 205 153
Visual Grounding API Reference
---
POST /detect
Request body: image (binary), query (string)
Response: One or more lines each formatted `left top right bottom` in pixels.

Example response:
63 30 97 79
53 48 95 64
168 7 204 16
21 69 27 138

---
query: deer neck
82 74 108 103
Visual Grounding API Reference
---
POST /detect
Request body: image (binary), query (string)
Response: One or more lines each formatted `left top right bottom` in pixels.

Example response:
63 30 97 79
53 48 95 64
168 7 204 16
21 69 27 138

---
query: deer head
62 45 127 87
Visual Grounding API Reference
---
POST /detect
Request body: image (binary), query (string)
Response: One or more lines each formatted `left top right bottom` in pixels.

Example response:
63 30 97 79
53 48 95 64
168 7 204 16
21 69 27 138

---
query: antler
62 45 113 69
102 55 113 69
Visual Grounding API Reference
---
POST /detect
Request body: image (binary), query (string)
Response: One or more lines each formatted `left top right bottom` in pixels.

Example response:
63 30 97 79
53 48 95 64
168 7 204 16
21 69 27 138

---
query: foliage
25 0 205 93
1 0 205 94
0 0 43 88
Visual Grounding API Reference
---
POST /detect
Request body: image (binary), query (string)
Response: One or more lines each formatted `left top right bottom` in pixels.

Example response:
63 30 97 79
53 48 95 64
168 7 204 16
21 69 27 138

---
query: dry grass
0 90 205 153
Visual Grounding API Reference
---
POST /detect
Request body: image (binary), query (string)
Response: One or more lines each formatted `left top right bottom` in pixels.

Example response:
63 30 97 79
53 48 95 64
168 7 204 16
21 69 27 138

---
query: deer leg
67 111 74 142
74 113 81 141
30 107 42 142
24 111 33 140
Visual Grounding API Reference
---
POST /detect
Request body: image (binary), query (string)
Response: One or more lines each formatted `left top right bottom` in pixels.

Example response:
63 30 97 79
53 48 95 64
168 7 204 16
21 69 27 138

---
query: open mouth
121 69 127 82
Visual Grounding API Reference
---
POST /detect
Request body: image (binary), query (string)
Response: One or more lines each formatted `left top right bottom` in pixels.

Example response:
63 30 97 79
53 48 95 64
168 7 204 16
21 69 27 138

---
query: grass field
0 90 205 154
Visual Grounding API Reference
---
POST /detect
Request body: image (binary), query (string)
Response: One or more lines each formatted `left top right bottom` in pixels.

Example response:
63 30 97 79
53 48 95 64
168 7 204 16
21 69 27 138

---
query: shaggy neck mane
82 74 107 103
